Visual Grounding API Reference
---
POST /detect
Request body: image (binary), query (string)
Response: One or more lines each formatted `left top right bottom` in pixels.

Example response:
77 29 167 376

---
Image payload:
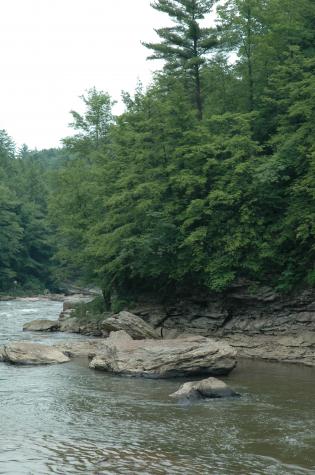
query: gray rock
54 340 109 358
222 333 315 366
59 314 81 333
89 336 236 378
170 377 238 400
3 341 70 365
62 294 94 311
53 333 132 359
107 330 133 343
121 285 315 367
58 308 105 337
101 311 159 340
23 319 60 332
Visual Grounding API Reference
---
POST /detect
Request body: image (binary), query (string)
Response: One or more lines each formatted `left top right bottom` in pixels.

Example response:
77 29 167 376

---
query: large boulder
23 319 60 332
89 335 236 378
2 341 70 365
101 311 159 340
169 377 239 401
58 313 81 333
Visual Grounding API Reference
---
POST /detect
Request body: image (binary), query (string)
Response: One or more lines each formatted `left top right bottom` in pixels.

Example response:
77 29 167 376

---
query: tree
217 0 315 113
143 0 217 119
49 89 115 285
0 185 23 288
260 52 315 288
63 87 115 156
47 0 315 300
217 0 268 112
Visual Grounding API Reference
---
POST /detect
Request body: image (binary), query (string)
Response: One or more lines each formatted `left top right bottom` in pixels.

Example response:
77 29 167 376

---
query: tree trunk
195 64 203 120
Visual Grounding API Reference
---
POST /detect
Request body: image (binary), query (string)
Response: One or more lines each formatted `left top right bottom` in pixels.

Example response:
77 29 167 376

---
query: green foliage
143 0 217 118
62 87 115 155
71 296 109 323
48 0 315 300
2 0 312 300
0 131 56 292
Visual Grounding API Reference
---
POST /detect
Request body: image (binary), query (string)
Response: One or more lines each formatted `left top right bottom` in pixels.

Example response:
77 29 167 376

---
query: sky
0 0 217 150
0 0 171 150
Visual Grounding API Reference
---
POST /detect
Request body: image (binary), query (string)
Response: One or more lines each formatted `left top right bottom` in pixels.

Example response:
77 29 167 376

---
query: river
0 299 314 475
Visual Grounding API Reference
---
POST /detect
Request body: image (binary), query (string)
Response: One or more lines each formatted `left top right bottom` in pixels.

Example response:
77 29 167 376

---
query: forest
1 0 314 303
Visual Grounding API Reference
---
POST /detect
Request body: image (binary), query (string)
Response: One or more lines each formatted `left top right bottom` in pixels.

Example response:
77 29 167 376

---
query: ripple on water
0 300 315 475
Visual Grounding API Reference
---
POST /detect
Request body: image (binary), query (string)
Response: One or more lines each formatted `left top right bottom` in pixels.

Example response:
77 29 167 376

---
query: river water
0 299 314 475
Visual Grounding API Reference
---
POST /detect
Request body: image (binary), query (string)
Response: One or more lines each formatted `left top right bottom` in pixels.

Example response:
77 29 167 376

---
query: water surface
0 299 314 474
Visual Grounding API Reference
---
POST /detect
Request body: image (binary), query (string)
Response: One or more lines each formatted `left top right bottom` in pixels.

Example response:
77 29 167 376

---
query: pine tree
143 0 217 119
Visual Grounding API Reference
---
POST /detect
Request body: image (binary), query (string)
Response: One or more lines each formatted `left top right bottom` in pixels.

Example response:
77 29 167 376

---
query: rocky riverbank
49 283 315 367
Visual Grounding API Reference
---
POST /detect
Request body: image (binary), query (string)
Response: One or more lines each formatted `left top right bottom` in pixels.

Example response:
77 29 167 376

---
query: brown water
0 299 314 475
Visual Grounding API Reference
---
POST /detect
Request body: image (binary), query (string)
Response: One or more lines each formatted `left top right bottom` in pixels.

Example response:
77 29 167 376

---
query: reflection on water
0 299 314 474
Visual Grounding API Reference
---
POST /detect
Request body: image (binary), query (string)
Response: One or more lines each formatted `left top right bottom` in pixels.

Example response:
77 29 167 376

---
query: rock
54 340 109 358
89 336 236 378
3 342 70 365
107 330 133 343
58 309 105 337
160 328 181 339
222 333 315 367
101 311 159 340
169 377 238 400
59 314 81 333
53 332 132 359
23 319 60 332
62 294 94 311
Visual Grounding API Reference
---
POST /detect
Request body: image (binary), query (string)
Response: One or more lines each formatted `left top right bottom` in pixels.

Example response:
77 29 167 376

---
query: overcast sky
0 0 215 150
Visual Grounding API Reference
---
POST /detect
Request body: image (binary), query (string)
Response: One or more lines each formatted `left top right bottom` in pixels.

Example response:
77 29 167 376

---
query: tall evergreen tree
143 0 217 119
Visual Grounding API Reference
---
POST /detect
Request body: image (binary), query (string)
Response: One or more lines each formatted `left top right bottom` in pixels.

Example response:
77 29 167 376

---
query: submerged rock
89 335 236 378
2 341 70 365
169 377 238 401
101 311 159 340
23 319 60 332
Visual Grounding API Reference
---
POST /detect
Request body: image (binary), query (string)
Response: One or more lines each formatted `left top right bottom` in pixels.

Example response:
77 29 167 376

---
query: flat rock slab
170 377 239 400
101 311 159 340
54 332 132 359
23 319 60 332
222 332 315 367
54 340 110 358
89 335 236 378
3 341 70 365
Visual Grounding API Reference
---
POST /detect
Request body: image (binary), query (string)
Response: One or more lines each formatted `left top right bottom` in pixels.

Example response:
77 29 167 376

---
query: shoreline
0 293 66 302
2 290 314 368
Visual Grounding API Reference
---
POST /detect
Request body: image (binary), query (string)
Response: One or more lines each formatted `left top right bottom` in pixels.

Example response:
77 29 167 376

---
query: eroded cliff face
129 283 315 366
56 284 315 366
130 284 315 336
